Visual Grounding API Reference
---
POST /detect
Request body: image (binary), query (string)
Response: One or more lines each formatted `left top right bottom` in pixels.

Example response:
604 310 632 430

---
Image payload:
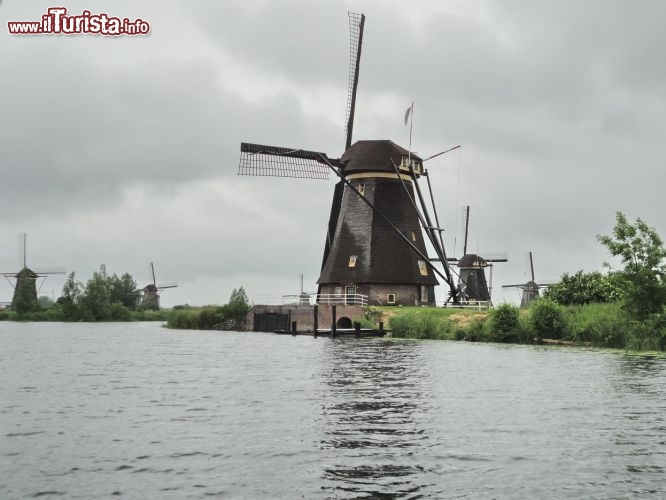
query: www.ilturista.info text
7 7 150 36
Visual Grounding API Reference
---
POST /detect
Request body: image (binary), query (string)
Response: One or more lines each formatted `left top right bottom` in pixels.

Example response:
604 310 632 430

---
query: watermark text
7 7 150 36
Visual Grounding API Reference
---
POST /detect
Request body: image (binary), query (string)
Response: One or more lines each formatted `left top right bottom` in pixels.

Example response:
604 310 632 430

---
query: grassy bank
165 305 246 330
0 308 169 322
370 301 666 351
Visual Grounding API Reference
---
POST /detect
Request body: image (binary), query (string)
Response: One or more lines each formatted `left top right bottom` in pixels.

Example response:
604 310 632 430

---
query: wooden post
291 321 297 334
379 321 384 335
354 321 361 337
331 305 337 337
313 305 318 338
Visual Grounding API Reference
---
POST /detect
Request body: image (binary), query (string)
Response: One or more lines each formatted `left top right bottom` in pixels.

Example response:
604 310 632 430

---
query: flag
404 104 413 126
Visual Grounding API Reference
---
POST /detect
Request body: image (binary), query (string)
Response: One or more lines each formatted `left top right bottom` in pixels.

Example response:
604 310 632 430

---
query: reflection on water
318 339 434 498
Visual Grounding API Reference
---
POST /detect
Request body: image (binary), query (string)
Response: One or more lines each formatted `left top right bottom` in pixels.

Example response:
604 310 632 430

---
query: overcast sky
1 0 665 307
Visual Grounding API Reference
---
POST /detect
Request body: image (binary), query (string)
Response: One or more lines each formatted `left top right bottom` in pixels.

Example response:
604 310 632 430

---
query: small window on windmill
400 156 409 171
418 260 428 276
410 230 417 242
348 255 357 268
335 286 343 297
387 293 396 304
420 286 428 302
357 183 365 196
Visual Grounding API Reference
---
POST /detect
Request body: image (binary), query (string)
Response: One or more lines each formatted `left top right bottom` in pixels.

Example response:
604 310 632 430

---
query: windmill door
345 285 356 305
254 312 289 332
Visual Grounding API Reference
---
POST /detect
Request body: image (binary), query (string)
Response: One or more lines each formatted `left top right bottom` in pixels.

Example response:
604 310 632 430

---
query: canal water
1 322 665 499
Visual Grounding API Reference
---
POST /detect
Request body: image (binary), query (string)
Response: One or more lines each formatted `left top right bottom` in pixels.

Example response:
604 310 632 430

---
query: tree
597 212 666 320
544 270 623 305
109 273 141 310
227 286 250 320
38 296 54 308
80 265 113 321
59 272 84 320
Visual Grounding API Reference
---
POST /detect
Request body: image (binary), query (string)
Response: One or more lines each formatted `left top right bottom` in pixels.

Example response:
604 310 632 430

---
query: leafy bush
354 314 377 329
487 303 521 342
544 270 623 305
167 308 206 329
529 298 567 340
130 309 168 321
389 309 453 340
462 318 488 342
566 302 625 345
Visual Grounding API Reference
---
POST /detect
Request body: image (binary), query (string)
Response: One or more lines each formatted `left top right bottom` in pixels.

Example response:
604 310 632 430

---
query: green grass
373 301 666 352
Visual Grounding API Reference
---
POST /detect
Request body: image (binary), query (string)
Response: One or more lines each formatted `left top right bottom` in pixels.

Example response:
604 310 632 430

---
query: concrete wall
246 304 366 332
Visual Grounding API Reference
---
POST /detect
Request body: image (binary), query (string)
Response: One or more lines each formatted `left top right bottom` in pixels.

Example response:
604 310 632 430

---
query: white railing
250 293 368 307
314 293 368 307
251 294 313 306
442 300 491 310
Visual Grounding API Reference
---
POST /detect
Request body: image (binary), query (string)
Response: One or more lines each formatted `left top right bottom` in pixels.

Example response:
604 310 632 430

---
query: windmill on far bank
446 206 508 305
1 233 65 313
238 12 463 306
141 262 177 310
502 252 551 307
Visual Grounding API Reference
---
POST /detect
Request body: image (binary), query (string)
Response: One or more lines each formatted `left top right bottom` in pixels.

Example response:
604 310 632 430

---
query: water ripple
1 323 666 498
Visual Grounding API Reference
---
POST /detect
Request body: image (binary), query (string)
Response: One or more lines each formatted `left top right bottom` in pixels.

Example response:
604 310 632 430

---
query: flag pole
408 101 414 162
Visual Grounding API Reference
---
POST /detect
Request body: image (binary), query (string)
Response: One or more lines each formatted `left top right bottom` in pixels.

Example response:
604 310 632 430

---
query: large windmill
1 233 65 313
140 262 177 310
502 252 551 307
238 12 461 307
447 206 508 304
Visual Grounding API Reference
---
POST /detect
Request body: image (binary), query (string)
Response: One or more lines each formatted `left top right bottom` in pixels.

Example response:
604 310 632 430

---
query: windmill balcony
251 293 368 307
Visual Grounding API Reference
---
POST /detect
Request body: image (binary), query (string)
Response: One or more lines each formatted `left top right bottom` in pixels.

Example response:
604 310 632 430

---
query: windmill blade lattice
345 12 365 150
238 143 335 180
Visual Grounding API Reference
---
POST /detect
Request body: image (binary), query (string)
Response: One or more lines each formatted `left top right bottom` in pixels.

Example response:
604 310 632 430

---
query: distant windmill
140 262 177 310
1 233 65 313
502 252 551 307
447 206 508 304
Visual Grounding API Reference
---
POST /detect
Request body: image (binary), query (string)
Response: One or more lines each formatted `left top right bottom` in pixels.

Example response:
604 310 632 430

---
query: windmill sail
345 12 365 150
238 143 336 180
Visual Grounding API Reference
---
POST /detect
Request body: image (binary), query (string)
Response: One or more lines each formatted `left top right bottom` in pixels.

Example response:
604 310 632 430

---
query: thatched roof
340 140 423 175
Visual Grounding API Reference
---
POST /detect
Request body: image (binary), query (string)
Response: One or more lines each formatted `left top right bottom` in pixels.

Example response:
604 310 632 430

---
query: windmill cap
341 140 423 175
458 254 488 268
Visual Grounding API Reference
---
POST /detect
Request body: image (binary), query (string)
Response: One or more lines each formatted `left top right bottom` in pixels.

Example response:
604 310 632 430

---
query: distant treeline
0 265 166 322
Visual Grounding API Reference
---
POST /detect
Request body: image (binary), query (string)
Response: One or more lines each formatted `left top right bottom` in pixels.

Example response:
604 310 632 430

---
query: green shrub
198 306 227 329
167 309 200 329
389 309 453 340
529 298 567 340
566 302 627 347
463 318 488 342
354 314 377 329
130 309 168 321
488 303 521 342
